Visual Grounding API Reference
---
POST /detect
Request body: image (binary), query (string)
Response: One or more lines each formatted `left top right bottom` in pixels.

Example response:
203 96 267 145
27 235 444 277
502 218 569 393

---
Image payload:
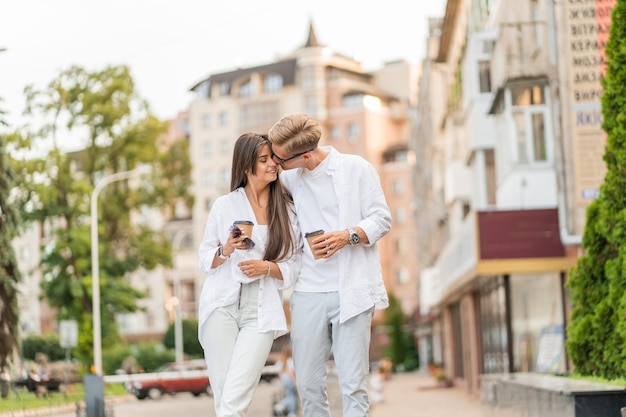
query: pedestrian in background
268 113 391 417
273 345 298 417
198 133 302 417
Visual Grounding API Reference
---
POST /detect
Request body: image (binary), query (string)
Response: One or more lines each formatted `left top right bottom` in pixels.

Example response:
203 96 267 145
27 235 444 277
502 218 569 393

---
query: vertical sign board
59 320 78 348
564 0 616 206
535 325 565 373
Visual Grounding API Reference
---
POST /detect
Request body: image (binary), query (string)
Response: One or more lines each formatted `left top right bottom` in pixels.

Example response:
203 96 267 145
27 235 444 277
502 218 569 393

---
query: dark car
124 360 212 400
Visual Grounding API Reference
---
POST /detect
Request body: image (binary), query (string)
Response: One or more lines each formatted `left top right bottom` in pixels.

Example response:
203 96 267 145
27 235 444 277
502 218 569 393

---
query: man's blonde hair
268 113 321 153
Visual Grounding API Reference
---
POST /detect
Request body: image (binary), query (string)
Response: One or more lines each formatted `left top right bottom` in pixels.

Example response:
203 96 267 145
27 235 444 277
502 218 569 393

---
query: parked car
124 360 212 400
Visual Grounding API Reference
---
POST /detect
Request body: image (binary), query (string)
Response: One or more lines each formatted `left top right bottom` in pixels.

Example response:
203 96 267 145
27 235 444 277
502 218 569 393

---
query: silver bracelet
265 261 271 277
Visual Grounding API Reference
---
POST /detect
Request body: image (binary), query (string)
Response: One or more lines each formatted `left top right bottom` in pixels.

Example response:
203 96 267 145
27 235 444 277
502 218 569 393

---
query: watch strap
348 228 360 245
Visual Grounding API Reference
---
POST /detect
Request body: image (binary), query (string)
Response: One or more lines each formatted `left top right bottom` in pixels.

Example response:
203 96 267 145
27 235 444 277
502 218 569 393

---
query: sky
0 0 447 128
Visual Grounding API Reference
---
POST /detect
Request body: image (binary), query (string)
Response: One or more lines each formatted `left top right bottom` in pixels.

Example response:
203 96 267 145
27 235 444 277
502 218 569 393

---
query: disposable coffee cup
305 230 324 260
233 220 254 238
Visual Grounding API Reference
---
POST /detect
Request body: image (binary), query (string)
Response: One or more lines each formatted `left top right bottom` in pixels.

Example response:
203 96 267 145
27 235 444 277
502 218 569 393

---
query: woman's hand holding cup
223 228 248 255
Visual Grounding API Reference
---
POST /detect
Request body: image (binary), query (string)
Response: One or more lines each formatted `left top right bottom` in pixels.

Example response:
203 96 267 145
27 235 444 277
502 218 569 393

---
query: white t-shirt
297 154 339 292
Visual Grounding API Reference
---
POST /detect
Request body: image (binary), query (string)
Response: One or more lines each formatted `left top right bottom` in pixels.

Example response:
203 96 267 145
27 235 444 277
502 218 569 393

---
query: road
112 372 342 417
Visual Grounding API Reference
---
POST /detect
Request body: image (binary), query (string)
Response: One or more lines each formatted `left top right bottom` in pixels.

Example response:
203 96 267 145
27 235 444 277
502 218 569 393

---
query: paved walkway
370 371 490 417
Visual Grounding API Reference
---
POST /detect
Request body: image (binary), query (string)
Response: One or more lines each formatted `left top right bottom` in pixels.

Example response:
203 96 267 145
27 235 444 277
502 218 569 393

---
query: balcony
426 208 567 307
490 22 554 90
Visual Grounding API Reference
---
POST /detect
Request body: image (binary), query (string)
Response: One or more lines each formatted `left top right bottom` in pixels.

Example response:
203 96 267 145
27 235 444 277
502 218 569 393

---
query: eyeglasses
271 146 315 164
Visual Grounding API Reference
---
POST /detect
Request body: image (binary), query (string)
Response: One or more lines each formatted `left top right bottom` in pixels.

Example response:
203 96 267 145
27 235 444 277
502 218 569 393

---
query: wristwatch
217 246 229 259
348 229 360 246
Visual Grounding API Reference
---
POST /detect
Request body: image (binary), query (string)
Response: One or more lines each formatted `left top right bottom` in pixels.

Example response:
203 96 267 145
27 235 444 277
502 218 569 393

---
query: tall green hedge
566 0 626 379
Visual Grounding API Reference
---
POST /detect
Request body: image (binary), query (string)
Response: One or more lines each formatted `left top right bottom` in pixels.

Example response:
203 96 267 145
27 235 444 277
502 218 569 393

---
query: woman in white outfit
198 133 302 417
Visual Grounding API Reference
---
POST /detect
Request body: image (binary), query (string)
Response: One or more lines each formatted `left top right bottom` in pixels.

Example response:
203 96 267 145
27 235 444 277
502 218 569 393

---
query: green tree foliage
384 293 406 365
162 318 203 358
383 293 419 371
0 132 22 368
566 1 626 379
5 65 192 367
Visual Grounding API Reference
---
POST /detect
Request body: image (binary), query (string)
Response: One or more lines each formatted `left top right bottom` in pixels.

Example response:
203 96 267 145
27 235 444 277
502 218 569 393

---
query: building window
347 122 360 143
531 113 547 161
220 139 230 154
395 206 406 224
479 275 510 374
330 125 341 141
238 80 253 98
343 94 363 108
239 101 281 131
392 178 404 194
512 110 548 164
513 112 528 164
196 81 209 98
174 200 186 219
203 170 214 185
304 95 317 116
394 237 407 254
301 66 315 89
509 85 549 164
264 74 283 94
219 111 229 126
220 167 230 186
396 267 409 284
202 114 211 128
511 85 544 105
203 142 212 155
219 82 230 96
478 61 492 93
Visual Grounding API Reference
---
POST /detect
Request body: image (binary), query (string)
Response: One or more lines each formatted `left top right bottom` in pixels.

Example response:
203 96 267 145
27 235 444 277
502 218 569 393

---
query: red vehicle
124 360 212 400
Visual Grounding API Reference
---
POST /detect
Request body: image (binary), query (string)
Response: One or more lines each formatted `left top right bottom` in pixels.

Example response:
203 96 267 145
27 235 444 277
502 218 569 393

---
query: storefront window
479 275 510 374
509 272 565 373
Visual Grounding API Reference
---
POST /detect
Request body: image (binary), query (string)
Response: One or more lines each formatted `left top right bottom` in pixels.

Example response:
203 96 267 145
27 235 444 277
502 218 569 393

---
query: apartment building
187 22 419 350
414 0 614 395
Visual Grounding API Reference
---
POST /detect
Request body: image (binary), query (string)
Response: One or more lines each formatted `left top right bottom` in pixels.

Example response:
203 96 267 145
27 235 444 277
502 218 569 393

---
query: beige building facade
414 0 614 396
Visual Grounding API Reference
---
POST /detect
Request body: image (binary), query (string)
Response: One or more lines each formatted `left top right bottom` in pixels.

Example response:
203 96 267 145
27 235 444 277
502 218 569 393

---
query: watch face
350 232 360 244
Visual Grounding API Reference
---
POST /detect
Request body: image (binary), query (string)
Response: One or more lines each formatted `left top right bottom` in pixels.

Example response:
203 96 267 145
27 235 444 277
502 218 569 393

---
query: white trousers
290 291 373 417
200 281 275 417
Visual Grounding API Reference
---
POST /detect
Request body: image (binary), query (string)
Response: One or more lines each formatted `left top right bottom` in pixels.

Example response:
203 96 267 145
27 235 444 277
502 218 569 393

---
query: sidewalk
370 371 489 417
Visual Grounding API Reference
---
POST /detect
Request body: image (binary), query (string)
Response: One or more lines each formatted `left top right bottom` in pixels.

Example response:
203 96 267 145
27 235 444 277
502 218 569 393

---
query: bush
22 335 66 362
102 344 133 375
133 342 174 372
162 319 203 358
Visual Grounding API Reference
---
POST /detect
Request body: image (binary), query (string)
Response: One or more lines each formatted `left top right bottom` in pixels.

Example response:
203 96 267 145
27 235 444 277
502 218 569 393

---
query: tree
566 1 626 379
0 131 22 369
163 319 203 358
5 65 192 366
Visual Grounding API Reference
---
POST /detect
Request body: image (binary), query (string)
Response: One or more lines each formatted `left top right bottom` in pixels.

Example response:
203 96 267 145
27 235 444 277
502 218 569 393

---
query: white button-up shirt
198 188 302 338
279 147 392 322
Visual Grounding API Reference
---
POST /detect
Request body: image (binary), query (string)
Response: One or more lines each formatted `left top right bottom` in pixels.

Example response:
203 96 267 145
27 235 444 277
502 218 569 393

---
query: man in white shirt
268 113 391 417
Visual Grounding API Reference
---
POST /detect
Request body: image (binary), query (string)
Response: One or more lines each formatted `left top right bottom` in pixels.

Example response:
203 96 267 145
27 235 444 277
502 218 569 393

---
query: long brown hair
230 133 295 262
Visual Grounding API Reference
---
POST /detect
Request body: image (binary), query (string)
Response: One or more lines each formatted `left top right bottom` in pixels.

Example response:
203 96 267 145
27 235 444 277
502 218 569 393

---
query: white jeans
200 281 274 417
290 291 373 417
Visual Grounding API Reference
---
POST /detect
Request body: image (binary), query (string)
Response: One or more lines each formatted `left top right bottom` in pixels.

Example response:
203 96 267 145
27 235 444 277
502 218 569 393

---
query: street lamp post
91 165 150 375
171 227 191 363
